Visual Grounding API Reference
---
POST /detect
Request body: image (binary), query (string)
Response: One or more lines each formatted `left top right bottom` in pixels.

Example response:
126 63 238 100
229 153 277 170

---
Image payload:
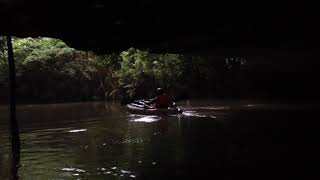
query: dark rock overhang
0 0 319 53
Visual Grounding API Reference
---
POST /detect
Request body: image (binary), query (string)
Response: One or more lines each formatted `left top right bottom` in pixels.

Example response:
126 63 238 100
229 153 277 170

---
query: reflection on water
182 111 217 119
129 115 162 123
0 100 318 179
68 129 88 133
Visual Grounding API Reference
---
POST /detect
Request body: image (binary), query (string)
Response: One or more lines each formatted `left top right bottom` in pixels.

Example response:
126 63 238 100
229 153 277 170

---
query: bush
1 37 248 103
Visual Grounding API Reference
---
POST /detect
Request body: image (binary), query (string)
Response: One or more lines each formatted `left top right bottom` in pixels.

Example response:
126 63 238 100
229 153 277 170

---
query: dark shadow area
0 1 319 179
1 100 318 179
121 106 320 180
180 109 318 179
7 36 20 180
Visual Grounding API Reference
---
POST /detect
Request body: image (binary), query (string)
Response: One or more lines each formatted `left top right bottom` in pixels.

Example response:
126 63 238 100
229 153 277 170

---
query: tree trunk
7 35 20 180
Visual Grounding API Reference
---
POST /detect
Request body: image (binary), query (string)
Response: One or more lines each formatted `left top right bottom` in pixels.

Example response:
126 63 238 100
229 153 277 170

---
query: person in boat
154 87 170 108
143 87 171 109
130 87 182 113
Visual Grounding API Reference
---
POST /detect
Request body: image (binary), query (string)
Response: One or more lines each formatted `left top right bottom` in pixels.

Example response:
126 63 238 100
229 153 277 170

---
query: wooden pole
7 35 20 180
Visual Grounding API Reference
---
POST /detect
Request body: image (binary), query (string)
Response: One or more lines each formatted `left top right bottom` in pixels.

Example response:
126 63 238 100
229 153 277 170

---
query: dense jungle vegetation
0 37 247 103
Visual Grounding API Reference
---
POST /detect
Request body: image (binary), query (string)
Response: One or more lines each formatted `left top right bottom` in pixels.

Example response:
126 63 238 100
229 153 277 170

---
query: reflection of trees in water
82 115 185 179
16 102 115 130
3 101 224 179
136 117 185 178
0 118 18 180
0 135 11 179
66 115 132 177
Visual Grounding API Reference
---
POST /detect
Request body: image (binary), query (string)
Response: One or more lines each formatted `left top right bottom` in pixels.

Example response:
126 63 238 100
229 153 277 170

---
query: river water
0 100 318 179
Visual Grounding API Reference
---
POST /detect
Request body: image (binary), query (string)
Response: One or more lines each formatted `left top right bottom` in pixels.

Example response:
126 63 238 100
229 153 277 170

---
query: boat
126 100 183 115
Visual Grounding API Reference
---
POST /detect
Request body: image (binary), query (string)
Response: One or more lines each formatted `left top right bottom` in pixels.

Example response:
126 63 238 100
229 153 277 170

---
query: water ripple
68 129 87 133
129 115 161 122
62 167 86 173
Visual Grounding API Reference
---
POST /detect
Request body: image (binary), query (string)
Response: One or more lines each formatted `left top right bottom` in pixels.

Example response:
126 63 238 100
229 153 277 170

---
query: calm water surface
0 100 318 179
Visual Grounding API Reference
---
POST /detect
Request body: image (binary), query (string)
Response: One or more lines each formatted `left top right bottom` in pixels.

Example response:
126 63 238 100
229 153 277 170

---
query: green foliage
0 37 8 95
0 36 248 103
0 37 104 102
0 37 6 65
116 48 185 99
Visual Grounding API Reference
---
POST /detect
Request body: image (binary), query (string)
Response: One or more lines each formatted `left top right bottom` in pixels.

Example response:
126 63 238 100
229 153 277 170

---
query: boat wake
128 114 162 123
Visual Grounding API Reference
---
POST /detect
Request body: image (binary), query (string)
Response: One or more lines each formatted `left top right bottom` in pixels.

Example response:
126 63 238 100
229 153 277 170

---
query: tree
115 48 185 100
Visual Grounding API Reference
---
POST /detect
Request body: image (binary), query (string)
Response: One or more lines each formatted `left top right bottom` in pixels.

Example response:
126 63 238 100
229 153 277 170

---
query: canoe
126 102 182 115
